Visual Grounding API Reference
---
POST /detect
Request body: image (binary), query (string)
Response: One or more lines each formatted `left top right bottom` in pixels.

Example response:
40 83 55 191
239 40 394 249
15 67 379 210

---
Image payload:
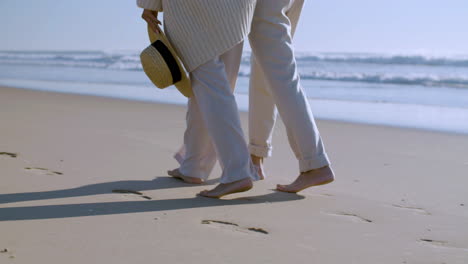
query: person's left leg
248 56 276 180
171 43 244 184
188 45 258 198
169 96 216 184
249 0 334 193
248 0 305 180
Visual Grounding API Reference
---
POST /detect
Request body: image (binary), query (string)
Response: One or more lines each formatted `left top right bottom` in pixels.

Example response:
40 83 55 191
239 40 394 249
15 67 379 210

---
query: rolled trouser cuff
248 143 272 158
299 154 331 173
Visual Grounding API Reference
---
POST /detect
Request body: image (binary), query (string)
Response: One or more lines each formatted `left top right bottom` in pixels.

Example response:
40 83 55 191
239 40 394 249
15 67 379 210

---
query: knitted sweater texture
137 0 256 72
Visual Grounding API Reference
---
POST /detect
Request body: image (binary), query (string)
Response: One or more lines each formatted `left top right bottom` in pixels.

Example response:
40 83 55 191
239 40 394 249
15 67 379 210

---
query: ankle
244 178 254 187
250 155 264 165
302 165 330 174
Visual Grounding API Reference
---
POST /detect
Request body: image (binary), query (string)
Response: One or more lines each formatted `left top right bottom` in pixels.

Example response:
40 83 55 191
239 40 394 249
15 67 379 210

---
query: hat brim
148 26 192 98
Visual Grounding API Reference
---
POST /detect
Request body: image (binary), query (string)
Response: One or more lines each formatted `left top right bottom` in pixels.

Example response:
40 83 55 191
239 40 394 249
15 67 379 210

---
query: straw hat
140 25 192 98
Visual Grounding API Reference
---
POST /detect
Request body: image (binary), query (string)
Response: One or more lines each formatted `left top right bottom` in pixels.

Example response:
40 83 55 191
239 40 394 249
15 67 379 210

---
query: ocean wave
0 51 133 66
240 51 468 67
292 52 468 67
237 67 468 88
298 72 468 88
3 51 468 68
0 51 144 71
2 51 468 88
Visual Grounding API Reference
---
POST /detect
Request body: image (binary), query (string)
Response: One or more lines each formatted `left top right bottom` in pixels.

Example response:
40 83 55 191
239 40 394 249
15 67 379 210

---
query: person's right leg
248 0 305 180
249 0 334 192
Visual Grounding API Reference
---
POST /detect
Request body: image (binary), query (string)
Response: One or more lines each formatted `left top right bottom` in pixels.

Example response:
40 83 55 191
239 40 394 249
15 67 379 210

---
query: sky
1 0 468 54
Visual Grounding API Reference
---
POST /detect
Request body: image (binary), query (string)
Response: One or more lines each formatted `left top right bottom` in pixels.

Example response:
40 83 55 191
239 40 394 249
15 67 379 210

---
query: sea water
1 50 467 134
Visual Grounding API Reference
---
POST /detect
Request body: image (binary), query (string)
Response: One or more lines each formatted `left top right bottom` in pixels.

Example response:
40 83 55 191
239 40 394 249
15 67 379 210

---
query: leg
221 41 244 90
170 97 216 184
189 45 257 198
248 1 304 178
172 42 244 183
248 57 276 180
249 0 334 192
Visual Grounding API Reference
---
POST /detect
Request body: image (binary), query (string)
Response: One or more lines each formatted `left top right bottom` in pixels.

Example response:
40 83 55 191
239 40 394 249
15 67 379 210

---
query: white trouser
174 43 257 183
248 0 331 172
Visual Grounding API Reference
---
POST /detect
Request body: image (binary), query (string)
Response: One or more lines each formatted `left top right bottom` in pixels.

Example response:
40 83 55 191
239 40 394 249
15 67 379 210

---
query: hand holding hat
140 11 192 98
141 9 162 34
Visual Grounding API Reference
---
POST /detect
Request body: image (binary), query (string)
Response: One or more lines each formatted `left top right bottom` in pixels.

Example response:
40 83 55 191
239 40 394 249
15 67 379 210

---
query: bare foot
198 178 253 198
167 168 204 184
251 155 265 180
277 166 335 193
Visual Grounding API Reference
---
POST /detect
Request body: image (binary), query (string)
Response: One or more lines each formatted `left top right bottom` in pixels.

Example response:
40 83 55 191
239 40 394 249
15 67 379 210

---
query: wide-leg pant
248 0 331 172
175 43 257 183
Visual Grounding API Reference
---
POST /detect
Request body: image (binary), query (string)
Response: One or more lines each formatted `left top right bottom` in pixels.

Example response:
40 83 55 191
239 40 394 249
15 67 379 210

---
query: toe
276 185 286 191
276 184 296 193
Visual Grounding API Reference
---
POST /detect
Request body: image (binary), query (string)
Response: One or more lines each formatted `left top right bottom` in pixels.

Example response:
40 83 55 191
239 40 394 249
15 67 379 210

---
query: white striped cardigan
137 0 256 72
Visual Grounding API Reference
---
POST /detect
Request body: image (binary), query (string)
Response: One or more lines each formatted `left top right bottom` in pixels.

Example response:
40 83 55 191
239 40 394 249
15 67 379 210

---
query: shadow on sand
0 176 221 205
0 176 304 221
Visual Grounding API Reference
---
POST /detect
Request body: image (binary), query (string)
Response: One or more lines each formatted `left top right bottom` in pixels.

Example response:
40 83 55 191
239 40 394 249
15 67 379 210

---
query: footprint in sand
391 204 431 215
420 239 449 246
201 220 269 235
0 152 17 158
247 227 269 234
0 248 14 259
112 189 152 200
325 212 373 223
24 167 63 176
420 239 468 251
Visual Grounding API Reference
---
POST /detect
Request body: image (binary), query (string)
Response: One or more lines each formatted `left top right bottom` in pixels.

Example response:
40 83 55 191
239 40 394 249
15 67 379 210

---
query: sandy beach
1 86 467 263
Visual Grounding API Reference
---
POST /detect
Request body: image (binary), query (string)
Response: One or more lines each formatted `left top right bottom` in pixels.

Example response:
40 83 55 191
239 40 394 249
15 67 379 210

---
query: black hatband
152 40 182 84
